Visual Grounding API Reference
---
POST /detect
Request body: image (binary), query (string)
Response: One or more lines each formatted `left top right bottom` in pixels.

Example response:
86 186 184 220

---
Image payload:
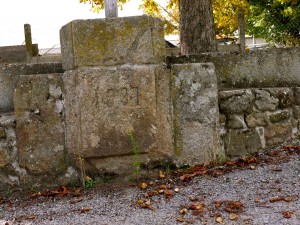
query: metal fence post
105 0 118 18
24 24 33 63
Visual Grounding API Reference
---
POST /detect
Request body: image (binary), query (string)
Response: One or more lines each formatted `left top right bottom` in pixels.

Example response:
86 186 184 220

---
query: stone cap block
60 16 165 70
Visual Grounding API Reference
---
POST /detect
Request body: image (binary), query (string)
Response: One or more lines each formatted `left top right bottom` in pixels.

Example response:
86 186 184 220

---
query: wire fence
216 3 300 50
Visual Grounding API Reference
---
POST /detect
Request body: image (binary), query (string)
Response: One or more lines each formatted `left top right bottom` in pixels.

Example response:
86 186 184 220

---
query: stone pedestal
60 16 165 70
61 16 172 174
171 63 222 165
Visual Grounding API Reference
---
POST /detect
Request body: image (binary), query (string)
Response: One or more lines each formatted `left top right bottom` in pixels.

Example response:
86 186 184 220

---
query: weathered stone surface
254 89 278 111
0 63 63 113
63 65 173 172
293 106 300 119
87 154 150 175
245 112 268 128
227 115 247 129
172 63 222 165
60 16 165 70
265 121 292 147
167 47 300 89
14 73 66 175
0 142 9 168
294 87 300 105
0 127 6 139
267 88 294 109
269 110 291 123
219 89 254 114
219 114 226 124
0 45 39 64
224 129 262 156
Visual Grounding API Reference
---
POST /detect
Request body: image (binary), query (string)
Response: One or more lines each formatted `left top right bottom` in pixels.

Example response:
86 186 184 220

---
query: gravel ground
1 145 300 225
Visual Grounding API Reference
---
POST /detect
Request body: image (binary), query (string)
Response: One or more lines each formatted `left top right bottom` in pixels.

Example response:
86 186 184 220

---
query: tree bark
180 0 217 55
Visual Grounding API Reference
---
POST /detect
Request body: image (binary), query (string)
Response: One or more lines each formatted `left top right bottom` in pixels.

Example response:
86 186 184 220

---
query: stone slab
171 63 222 165
14 73 66 175
224 129 263 156
0 45 39 64
0 63 63 113
63 65 173 172
60 16 165 70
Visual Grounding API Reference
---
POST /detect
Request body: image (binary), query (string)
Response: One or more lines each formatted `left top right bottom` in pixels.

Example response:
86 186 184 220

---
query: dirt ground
1 143 300 225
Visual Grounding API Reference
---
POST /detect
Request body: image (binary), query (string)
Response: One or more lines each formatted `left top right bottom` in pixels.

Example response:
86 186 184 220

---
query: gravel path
1 146 300 225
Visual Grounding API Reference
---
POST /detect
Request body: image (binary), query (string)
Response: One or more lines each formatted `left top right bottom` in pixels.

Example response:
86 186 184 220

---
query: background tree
247 0 300 46
180 0 216 54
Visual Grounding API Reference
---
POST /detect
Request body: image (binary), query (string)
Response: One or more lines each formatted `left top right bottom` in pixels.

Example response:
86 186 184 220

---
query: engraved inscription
103 87 139 107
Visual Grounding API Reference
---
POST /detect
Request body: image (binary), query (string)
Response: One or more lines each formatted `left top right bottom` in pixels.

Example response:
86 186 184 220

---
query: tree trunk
180 0 217 55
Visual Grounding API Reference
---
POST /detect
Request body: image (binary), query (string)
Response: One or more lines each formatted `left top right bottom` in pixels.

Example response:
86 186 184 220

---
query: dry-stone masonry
219 88 299 156
0 15 299 190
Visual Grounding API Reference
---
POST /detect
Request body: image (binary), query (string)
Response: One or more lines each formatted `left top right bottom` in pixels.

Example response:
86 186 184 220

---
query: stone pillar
171 63 223 165
14 74 67 176
60 16 172 175
24 24 33 63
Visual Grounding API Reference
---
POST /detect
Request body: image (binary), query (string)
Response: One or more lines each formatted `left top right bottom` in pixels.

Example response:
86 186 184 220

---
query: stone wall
0 15 299 190
167 47 300 89
219 88 300 157
0 63 63 112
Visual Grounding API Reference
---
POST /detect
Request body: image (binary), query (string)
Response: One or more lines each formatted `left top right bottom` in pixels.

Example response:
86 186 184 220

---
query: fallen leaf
149 181 154 185
270 196 293 203
176 217 185 222
273 167 282 172
192 209 203 216
174 188 180 193
164 190 173 196
229 213 238 220
180 208 188 215
80 207 91 213
158 189 164 194
224 201 244 213
159 170 165 179
140 183 148 189
216 217 223 223
282 211 293 218
180 173 197 181
137 199 144 205
160 185 167 189
250 165 256 170
189 196 199 202
70 198 83 204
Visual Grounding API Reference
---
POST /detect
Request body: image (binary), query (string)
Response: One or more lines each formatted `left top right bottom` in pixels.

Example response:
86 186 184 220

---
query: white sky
0 0 144 48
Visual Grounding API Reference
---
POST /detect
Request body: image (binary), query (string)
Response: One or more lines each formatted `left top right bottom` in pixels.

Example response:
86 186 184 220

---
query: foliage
247 0 300 46
212 0 249 35
80 0 300 45
85 176 96 188
139 0 179 35
79 0 249 35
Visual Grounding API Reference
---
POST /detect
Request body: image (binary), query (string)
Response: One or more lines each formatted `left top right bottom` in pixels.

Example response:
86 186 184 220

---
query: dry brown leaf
282 211 293 218
80 207 91 213
180 208 188 215
140 183 148 189
229 213 238 220
270 196 293 203
216 217 223 223
160 184 167 189
250 165 256 170
176 217 185 222
159 170 165 179
189 196 199 202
